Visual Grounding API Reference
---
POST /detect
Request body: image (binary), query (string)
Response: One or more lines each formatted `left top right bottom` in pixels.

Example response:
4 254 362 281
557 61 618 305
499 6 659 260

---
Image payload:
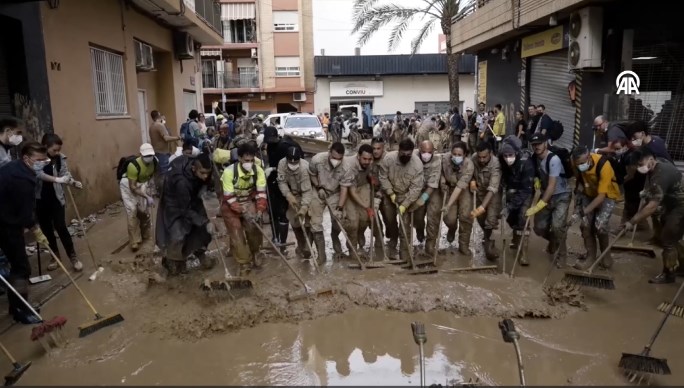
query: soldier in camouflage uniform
339 145 375 260
439 141 474 255
378 139 424 261
570 146 622 270
470 141 502 261
370 136 388 257
623 148 684 284
409 141 442 257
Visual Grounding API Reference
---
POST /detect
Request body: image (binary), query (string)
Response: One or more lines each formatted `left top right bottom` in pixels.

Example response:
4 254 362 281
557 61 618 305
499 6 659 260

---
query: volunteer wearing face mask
499 139 535 265
339 144 375 262
119 143 158 252
470 141 503 261
440 142 474 255
369 137 388 257
278 146 321 263
220 142 267 275
628 120 672 162
0 141 51 324
0 116 23 168
408 141 442 257
378 139 424 261
622 148 684 284
571 146 622 271
308 142 347 260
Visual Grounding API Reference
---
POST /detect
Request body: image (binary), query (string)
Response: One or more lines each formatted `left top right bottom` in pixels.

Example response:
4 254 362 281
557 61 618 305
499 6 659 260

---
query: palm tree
351 0 474 108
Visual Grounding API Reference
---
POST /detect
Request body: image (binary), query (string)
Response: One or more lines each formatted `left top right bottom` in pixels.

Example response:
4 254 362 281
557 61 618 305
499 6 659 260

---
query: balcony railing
202 70 260 89
195 0 223 36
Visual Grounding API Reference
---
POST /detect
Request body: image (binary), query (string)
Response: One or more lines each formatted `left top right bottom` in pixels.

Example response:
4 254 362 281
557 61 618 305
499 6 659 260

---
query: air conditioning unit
173 31 195 60
134 40 155 71
251 48 258 59
568 6 603 70
293 92 306 102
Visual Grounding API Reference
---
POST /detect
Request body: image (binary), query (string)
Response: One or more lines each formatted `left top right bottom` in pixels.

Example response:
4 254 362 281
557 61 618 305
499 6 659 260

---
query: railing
202 70 260 89
195 0 223 36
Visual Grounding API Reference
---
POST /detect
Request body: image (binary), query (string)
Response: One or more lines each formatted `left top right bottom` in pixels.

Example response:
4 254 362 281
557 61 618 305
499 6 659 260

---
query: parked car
264 112 326 140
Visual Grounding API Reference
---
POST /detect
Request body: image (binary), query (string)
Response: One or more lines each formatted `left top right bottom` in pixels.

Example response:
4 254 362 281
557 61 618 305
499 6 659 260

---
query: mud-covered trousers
220 200 262 265
439 188 473 248
412 192 443 250
658 205 684 272
381 195 412 261
344 186 382 251
576 193 615 258
120 178 152 246
533 192 570 256
308 192 341 246
474 190 502 232
506 193 532 232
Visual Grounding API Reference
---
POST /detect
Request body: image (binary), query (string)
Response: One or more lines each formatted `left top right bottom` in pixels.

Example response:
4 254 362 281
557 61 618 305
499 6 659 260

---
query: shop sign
521 26 565 58
477 61 487 104
330 81 384 97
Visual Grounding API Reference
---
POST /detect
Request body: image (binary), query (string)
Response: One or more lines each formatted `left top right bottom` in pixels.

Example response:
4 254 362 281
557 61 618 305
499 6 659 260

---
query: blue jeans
156 153 170 175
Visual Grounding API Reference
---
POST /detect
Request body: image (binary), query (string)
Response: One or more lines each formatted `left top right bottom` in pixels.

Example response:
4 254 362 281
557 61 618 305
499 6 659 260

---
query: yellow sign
521 26 564 58
477 60 487 104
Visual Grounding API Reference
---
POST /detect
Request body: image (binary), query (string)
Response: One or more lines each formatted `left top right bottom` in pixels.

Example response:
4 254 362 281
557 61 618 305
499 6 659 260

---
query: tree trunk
442 20 460 109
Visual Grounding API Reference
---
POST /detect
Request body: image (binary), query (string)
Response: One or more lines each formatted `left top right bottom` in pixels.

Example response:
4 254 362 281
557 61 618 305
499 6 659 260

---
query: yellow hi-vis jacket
221 162 267 204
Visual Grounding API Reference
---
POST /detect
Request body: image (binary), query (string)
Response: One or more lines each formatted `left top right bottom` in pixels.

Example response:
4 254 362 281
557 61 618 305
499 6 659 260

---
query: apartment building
200 0 315 117
450 0 684 161
0 0 223 215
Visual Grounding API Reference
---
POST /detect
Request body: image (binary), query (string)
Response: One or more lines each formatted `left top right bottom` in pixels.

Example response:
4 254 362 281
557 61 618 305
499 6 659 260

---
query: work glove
441 205 450 214
33 228 49 247
367 174 379 186
285 193 299 208
318 188 327 200
55 176 71 184
525 199 547 217
390 193 397 204
398 205 407 215
229 201 243 214
534 178 541 191
145 195 155 208
469 181 477 192
297 206 308 218
71 180 83 189
621 221 635 232
639 190 647 199
265 167 275 177
470 205 485 219
373 197 381 210
255 197 268 213
332 207 344 221
206 222 215 235
495 136 502 142
366 208 375 219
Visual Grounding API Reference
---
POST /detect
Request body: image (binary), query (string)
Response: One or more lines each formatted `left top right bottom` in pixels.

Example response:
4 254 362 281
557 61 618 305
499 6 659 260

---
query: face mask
330 159 341 168
420 152 433 163
31 159 49 173
142 156 155 164
615 148 627 156
9 134 22 146
398 154 412 165
632 139 643 147
287 163 299 171
451 156 463 165
578 162 591 172
637 165 650 174
161 120 166 125
505 157 516 166
242 162 253 171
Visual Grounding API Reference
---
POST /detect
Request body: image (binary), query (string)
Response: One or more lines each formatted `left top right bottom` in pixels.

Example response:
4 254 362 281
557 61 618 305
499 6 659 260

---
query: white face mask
504 156 515 166
420 152 433 163
632 138 643 147
451 156 463 165
142 156 155 164
242 162 254 171
9 134 22 146
637 165 650 174
287 163 299 171
330 159 341 168
615 148 627 155
578 162 591 172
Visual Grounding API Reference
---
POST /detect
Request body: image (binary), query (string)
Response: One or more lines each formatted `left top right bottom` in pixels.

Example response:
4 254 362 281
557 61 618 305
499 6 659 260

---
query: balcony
202 70 260 91
129 0 223 45
195 0 222 37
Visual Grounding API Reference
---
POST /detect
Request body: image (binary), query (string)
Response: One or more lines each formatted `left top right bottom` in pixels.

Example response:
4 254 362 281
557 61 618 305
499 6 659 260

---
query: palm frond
352 0 381 21
410 19 436 55
352 5 425 47
388 16 415 52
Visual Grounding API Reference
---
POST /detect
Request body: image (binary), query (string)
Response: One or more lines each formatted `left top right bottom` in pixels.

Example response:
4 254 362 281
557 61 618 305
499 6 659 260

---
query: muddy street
1 199 684 386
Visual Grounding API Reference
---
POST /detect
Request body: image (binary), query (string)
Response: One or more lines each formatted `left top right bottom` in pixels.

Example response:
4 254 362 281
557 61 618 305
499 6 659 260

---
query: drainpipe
220 50 226 113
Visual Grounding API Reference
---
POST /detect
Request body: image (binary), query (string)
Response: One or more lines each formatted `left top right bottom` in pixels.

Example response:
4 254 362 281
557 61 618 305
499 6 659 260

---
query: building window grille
90 47 127 116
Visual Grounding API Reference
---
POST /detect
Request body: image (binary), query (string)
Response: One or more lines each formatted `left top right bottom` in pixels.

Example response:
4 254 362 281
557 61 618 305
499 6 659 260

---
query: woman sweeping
36 133 84 272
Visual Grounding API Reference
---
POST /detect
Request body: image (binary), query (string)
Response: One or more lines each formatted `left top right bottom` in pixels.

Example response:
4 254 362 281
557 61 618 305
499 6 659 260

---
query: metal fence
195 0 222 36
202 70 259 89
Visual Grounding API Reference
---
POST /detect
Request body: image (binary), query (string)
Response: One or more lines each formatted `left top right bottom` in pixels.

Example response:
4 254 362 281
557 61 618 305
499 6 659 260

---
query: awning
221 3 256 20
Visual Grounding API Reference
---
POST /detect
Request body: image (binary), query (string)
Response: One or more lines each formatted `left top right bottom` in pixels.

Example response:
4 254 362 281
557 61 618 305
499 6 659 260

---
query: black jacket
0 160 38 228
501 155 535 209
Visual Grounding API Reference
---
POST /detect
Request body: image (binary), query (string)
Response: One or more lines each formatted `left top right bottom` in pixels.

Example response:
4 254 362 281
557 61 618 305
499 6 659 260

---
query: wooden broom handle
45 245 100 316
586 228 627 274
66 186 100 267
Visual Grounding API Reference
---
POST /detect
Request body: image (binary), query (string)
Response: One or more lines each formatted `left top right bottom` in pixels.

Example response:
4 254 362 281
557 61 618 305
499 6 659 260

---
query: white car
264 112 326 140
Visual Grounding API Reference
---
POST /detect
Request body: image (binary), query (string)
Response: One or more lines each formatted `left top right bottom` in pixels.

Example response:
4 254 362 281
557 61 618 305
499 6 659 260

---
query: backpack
534 145 573 179
180 121 191 141
231 161 258 188
548 120 564 141
116 155 158 181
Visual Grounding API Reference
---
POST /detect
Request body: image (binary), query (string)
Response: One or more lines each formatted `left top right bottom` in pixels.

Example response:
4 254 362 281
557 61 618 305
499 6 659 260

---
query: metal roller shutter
0 44 11 116
530 51 576 150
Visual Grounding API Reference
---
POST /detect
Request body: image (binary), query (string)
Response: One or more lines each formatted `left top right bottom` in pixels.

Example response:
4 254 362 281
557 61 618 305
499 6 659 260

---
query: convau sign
330 81 384 97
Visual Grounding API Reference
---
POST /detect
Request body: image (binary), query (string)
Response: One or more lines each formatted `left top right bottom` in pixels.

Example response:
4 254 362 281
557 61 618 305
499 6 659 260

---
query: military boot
574 235 597 270
277 222 290 254
510 231 522 251
331 233 343 259
387 238 399 259
518 231 530 266
292 227 312 259
457 223 472 256
196 250 217 270
649 247 677 284
425 239 437 258
446 228 456 244
313 232 327 266
483 229 499 261
597 233 613 269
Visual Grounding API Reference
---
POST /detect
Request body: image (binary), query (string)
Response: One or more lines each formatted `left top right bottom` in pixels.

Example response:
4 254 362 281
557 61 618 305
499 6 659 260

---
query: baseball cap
529 133 547 145
140 143 155 156
466 107 473 112
286 146 303 163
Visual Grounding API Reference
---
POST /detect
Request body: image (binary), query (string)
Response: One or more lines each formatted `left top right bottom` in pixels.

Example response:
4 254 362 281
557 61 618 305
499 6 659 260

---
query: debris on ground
543 282 586 310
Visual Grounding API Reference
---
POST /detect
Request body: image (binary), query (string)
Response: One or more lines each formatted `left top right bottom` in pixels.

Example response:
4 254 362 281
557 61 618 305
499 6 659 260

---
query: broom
44 246 123 337
618 279 684 375
611 200 657 258
297 214 322 273
326 204 383 271
0 341 31 386
562 228 624 290
201 218 253 292
65 186 105 279
397 206 438 275
656 301 684 318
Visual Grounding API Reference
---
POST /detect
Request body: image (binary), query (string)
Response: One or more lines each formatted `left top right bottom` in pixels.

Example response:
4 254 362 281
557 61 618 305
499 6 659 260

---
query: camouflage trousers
576 193 616 236
659 205 684 271
533 192 571 255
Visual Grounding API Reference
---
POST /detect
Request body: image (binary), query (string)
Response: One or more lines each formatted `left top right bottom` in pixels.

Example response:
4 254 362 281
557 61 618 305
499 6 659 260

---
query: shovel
0 341 31 386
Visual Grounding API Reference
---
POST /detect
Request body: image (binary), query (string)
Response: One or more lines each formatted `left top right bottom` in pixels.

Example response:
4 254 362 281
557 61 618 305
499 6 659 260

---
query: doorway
137 89 149 143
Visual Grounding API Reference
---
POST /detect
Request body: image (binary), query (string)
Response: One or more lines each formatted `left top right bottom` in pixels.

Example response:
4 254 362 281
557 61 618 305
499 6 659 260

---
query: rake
562 228 623 290
618 279 684 376
612 199 657 258
250 219 333 301
201 218 253 294
0 341 31 386
397 207 437 275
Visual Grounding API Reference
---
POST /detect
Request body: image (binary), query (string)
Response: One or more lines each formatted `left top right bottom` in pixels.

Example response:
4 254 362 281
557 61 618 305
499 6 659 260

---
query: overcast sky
312 0 441 56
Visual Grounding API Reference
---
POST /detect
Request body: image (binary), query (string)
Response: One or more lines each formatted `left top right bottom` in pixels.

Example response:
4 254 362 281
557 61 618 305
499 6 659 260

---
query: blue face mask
31 160 50 173
451 156 464 165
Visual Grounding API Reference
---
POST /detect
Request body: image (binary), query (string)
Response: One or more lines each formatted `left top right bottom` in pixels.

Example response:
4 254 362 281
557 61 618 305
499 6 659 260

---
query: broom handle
396 203 416 269
374 206 388 261
297 214 320 273
470 191 477 267
369 184 375 264
510 216 531 278
645 279 684 352
210 218 232 278
45 245 101 317
66 186 100 268
432 192 447 265
0 341 17 364
326 204 365 269
629 199 644 245
0 275 43 321
586 228 627 274
250 219 310 290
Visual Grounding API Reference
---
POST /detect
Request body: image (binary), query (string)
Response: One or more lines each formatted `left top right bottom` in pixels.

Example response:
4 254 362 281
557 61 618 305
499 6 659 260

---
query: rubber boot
518 231 530 266
483 229 499 261
8 279 41 325
597 233 613 269
574 235 597 270
196 250 216 270
446 228 456 243
387 238 399 259
510 232 521 251
292 227 312 259
457 223 471 256
425 238 436 258
313 232 327 266
416 228 425 244
277 222 289 254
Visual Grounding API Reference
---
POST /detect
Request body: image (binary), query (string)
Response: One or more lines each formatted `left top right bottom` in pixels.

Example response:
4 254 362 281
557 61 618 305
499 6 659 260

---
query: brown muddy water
3 198 684 385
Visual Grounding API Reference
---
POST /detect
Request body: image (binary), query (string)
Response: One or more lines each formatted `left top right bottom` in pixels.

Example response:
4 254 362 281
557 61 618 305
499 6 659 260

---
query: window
184 91 197 116
284 116 320 128
275 57 300 77
90 47 127 116
273 11 298 32
222 19 256 43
